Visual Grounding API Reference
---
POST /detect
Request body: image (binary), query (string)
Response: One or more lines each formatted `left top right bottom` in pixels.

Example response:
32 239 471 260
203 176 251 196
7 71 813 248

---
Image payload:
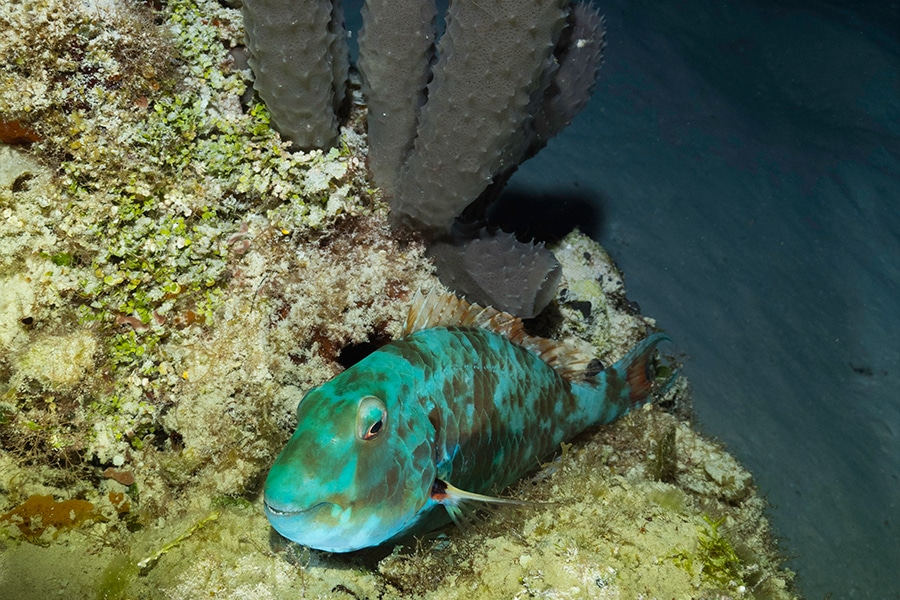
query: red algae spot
103 467 136 486
0 495 104 541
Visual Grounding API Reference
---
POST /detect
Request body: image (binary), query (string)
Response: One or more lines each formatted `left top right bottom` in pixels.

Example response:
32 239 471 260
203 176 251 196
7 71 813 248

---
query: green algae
97 554 140 600
697 515 746 588
670 515 745 591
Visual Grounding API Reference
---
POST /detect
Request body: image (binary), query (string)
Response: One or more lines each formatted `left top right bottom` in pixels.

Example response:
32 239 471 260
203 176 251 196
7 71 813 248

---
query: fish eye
356 396 387 441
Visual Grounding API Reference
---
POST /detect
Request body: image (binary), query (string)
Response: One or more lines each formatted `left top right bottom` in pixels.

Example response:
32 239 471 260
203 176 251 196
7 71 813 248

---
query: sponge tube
242 0 348 150
358 0 437 196
535 2 606 143
428 230 562 319
392 0 569 233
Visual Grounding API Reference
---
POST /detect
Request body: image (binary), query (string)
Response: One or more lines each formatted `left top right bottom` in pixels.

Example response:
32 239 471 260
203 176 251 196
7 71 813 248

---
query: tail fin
596 333 676 424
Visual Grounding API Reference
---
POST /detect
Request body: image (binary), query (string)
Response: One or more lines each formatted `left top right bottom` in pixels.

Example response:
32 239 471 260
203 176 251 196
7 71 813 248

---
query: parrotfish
264 290 672 552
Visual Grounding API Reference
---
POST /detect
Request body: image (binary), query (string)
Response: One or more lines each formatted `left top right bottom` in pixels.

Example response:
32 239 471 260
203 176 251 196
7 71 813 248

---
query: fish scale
386 326 583 497
263 292 672 552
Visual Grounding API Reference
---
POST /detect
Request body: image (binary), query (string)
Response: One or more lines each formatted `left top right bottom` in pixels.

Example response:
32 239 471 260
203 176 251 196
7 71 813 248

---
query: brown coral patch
108 491 131 514
0 494 105 541
0 120 41 144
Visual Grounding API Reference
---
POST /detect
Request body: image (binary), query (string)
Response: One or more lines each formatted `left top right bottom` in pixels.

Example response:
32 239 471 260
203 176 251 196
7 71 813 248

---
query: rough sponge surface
394 0 569 232
242 0 344 149
536 2 606 141
358 0 437 195
428 230 562 318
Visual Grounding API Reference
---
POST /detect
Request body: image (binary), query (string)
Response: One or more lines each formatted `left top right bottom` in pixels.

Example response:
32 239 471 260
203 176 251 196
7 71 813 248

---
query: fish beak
263 499 338 517
264 499 366 552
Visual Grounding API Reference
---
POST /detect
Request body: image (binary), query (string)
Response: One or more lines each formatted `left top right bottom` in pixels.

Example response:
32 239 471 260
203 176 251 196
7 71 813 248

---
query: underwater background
503 1 899 597
0 0 894 597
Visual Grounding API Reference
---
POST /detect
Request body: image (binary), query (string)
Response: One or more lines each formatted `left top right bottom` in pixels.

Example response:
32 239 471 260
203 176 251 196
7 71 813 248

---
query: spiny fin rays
431 479 533 530
405 289 593 381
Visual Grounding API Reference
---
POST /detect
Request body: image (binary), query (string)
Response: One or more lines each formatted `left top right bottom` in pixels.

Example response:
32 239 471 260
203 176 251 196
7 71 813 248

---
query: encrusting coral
0 0 797 598
0 494 103 541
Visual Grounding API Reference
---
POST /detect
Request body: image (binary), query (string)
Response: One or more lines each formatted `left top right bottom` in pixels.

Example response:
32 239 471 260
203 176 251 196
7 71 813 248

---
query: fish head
263 357 435 552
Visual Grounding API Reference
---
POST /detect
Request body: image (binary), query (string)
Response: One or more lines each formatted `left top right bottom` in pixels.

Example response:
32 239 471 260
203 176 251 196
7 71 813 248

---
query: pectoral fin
430 479 530 528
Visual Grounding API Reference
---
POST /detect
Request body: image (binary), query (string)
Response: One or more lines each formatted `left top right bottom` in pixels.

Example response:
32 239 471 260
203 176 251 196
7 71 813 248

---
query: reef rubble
0 1 797 598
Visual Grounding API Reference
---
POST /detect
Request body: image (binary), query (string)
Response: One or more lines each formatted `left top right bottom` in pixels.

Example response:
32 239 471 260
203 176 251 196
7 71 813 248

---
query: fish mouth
263 499 338 517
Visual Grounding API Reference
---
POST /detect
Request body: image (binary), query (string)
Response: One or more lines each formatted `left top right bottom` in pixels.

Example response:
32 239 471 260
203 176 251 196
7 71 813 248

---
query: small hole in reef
12 172 35 193
337 331 392 369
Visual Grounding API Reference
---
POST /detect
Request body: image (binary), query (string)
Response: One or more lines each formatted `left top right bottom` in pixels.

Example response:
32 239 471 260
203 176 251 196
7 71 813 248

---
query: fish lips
263 499 351 550
263 499 334 517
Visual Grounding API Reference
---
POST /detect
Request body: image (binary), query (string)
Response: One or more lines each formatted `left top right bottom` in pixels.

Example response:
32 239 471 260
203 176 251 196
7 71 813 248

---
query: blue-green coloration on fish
264 291 673 552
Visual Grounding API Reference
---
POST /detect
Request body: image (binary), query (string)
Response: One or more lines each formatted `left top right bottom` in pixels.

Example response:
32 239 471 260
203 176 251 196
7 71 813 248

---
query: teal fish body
264 293 670 552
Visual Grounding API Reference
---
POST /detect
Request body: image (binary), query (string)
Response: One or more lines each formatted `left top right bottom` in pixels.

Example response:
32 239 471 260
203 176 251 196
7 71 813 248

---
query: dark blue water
508 1 900 597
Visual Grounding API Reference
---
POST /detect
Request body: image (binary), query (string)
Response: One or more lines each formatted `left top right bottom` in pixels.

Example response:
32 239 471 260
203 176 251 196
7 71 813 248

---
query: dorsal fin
404 289 593 381
403 288 523 338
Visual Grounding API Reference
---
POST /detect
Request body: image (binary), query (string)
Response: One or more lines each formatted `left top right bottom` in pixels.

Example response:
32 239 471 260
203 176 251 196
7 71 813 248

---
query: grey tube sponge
428 230 562 319
240 0 606 317
391 0 569 233
357 0 437 196
242 0 348 150
328 1 350 117
459 1 605 214
535 2 606 142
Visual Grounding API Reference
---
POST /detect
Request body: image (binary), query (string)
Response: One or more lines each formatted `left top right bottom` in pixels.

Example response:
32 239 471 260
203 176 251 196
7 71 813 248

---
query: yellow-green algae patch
0 0 797 598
